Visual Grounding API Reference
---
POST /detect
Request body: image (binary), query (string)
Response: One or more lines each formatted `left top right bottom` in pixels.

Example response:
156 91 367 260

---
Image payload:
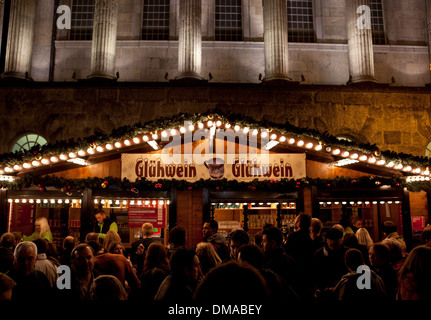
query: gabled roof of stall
0 109 430 187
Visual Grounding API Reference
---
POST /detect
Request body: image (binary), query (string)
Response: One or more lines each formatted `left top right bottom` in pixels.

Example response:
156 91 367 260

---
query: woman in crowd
195 242 222 276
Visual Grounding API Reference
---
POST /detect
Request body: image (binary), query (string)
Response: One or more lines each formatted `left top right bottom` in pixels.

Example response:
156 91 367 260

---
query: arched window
70 0 95 40
287 0 315 43
215 0 243 41
142 0 170 40
370 0 386 45
11 134 48 154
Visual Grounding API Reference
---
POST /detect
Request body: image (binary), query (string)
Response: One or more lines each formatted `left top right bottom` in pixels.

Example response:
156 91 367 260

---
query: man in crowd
229 229 249 260
33 238 58 287
0 233 15 273
8 241 52 301
382 221 407 253
202 219 229 262
94 209 118 243
131 222 155 275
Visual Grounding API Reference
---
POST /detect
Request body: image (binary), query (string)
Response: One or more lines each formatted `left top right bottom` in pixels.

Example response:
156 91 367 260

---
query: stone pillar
0 0 5 49
346 0 376 83
1 0 37 80
176 0 203 80
262 0 290 82
88 0 118 80
426 0 431 84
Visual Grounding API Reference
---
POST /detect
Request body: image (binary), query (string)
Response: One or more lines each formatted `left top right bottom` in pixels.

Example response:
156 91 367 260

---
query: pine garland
1 174 427 194
1 108 431 169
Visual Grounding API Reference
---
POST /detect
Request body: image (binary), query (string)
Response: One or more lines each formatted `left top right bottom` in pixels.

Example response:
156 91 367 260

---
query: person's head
421 226 431 246
0 273 16 301
33 238 48 255
381 239 404 265
85 232 99 243
170 248 200 287
94 209 107 224
13 241 37 275
311 218 323 236
398 245 431 300
261 226 283 252
63 236 76 251
12 232 22 245
356 227 374 249
193 260 269 302
141 222 154 238
34 217 50 235
86 240 102 256
325 228 344 251
71 244 94 278
108 241 125 255
202 220 218 240
382 221 397 237
168 226 186 247
90 275 127 301
332 224 344 234
144 242 170 273
354 219 364 229
294 213 311 232
369 243 390 270
343 232 359 248
0 233 15 249
344 248 365 273
196 242 222 275
229 229 249 260
103 230 121 252
237 244 265 270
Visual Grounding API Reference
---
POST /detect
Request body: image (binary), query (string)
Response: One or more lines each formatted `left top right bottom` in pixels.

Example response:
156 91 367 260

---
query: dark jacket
0 246 14 273
131 237 153 275
8 269 53 301
206 233 230 262
312 245 349 292
154 275 194 302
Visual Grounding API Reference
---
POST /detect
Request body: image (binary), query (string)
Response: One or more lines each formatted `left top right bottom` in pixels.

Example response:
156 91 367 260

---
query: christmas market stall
0 110 430 251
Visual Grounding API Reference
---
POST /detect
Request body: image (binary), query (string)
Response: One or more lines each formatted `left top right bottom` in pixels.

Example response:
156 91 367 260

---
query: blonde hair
35 217 51 238
103 230 121 252
142 223 154 237
196 242 222 275
356 227 374 249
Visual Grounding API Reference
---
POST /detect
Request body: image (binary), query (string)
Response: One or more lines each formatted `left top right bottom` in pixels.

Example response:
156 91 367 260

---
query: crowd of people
1 210 431 304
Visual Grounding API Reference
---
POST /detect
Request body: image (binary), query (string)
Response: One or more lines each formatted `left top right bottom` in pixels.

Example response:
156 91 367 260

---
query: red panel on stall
128 204 166 229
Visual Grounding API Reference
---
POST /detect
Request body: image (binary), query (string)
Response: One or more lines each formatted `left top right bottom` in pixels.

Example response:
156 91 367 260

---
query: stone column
346 0 376 83
88 0 118 80
0 0 5 49
1 0 37 80
262 0 290 82
176 0 203 80
426 0 431 84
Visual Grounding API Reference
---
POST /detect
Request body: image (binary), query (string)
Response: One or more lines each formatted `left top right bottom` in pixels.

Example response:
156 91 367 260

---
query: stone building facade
0 0 430 159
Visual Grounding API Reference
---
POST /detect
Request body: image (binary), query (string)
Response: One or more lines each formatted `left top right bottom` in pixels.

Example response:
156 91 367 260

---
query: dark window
215 0 242 41
70 0 95 40
142 0 170 40
370 0 386 45
287 0 315 43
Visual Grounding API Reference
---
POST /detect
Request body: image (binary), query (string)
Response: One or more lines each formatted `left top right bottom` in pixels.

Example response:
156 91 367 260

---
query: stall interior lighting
67 158 89 166
406 176 430 182
0 175 14 182
319 201 401 206
332 159 359 167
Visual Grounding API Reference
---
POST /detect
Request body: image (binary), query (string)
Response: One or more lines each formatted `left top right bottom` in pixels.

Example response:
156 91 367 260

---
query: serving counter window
318 200 404 242
210 200 298 245
7 197 82 249
94 197 169 248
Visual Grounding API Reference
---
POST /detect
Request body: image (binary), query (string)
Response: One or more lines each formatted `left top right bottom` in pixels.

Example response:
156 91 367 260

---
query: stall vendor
23 217 53 242
94 209 118 242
